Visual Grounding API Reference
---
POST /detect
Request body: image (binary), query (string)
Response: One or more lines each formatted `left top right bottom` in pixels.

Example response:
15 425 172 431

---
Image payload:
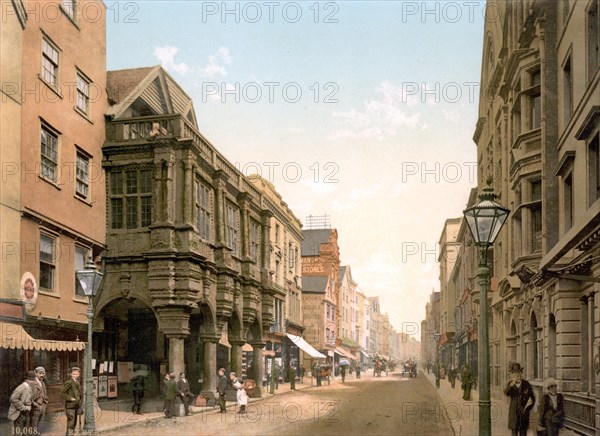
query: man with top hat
31 366 48 433
504 362 535 436
60 367 82 436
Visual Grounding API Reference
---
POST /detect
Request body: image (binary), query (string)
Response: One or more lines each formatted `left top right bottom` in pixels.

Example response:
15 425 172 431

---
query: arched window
531 312 542 379
548 314 557 377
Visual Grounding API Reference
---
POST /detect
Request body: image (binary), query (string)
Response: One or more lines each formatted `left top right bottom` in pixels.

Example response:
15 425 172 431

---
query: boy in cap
60 367 82 436
216 368 228 413
9 371 35 432
504 362 535 436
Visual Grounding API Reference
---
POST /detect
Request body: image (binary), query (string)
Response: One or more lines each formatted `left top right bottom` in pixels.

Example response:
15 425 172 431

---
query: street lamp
432 332 441 388
463 184 509 436
76 257 104 433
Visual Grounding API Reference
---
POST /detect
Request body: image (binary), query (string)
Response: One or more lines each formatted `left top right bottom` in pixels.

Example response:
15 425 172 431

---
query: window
275 259 280 284
41 125 58 182
563 55 572 125
76 73 90 115
250 220 261 264
110 168 153 229
195 179 212 240
275 224 280 244
41 38 59 86
75 150 89 199
588 0 599 82
589 134 600 206
532 205 542 252
225 202 239 255
288 243 294 270
39 234 56 291
74 245 89 298
564 172 573 232
62 0 75 19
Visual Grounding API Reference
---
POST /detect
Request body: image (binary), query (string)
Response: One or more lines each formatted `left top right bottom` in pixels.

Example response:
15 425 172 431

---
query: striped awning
0 322 86 351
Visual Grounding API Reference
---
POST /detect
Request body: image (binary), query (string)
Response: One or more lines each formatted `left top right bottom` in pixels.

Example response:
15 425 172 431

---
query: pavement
423 370 579 436
0 375 327 435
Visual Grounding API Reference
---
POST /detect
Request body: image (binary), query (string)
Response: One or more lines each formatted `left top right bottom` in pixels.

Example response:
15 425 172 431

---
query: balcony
105 114 262 200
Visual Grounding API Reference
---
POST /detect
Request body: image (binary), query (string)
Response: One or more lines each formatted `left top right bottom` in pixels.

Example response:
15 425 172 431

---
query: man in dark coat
163 373 177 418
216 368 228 413
176 372 194 416
60 367 82 436
130 372 146 414
461 363 472 400
504 362 535 436
31 366 48 433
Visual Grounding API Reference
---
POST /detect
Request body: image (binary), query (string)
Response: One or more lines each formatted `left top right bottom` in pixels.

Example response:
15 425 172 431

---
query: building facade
0 0 106 415
473 1 600 433
99 65 276 400
248 175 303 380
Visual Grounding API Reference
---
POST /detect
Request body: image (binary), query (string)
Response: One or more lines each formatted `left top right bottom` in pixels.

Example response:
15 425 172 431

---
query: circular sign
20 272 38 310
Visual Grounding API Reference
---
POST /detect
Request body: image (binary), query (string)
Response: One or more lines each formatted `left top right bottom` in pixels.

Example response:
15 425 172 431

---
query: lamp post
432 332 440 388
76 257 104 433
463 184 509 436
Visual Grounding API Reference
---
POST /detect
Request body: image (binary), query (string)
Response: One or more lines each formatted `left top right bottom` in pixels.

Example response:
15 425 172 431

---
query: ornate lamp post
76 257 104 433
432 331 441 388
463 184 509 436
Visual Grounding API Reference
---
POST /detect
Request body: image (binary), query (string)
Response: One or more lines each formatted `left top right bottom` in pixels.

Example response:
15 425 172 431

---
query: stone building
247 175 304 380
474 1 600 433
0 0 106 415
98 65 275 400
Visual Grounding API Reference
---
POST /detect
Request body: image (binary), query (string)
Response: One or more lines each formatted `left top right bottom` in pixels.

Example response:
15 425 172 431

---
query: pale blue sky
106 1 487 336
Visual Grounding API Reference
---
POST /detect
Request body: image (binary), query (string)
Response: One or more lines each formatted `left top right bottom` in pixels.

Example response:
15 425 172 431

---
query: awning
0 322 86 351
335 346 356 360
360 350 370 358
242 343 253 352
286 333 326 358
218 330 231 349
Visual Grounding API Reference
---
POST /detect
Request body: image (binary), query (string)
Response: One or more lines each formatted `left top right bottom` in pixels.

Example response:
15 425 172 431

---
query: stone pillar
237 193 250 259
230 340 244 377
200 336 218 403
212 171 228 245
168 337 185 376
183 161 193 226
250 342 266 398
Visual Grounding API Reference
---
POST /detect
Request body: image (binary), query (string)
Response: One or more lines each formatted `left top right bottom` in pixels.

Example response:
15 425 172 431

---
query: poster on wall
107 376 118 398
93 377 98 399
98 375 108 398
117 362 133 382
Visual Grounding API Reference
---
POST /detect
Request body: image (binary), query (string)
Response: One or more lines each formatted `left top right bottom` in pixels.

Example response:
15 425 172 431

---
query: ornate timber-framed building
475 1 599 433
97 65 277 399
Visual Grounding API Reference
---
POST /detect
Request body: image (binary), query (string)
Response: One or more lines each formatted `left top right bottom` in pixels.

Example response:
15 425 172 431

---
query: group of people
504 362 564 436
9 367 49 435
161 371 195 418
9 365 82 436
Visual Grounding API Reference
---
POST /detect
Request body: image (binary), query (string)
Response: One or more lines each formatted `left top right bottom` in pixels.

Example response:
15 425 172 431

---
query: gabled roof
302 276 329 294
106 65 198 126
301 229 331 256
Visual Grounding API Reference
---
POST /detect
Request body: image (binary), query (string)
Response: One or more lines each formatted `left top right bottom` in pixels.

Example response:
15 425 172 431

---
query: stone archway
95 296 163 398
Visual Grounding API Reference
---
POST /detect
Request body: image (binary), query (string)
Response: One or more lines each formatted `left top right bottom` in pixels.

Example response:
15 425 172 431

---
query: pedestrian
315 363 322 387
9 371 35 433
356 364 361 379
60 366 82 436
31 366 48 434
273 365 280 390
176 371 194 416
288 366 296 390
349 364 353 378
461 363 472 401
504 362 535 436
538 378 564 436
130 371 146 414
216 368 228 413
163 373 177 418
230 372 248 414
340 365 346 383
299 365 305 383
448 367 457 389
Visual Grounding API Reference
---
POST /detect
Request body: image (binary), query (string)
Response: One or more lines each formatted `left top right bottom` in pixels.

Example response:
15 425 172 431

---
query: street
99 372 454 436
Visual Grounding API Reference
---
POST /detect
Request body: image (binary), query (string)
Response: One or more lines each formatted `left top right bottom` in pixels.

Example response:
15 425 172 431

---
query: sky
105 0 489 338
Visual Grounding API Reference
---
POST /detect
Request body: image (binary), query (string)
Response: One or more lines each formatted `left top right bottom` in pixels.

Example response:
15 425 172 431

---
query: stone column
200 336 219 403
212 171 228 245
230 340 244 377
183 161 193 226
250 342 266 398
237 193 250 259
168 336 185 376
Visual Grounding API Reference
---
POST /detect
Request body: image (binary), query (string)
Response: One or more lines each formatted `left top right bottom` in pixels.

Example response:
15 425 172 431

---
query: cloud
153 45 190 75
329 81 421 141
199 47 232 77
442 109 461 123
